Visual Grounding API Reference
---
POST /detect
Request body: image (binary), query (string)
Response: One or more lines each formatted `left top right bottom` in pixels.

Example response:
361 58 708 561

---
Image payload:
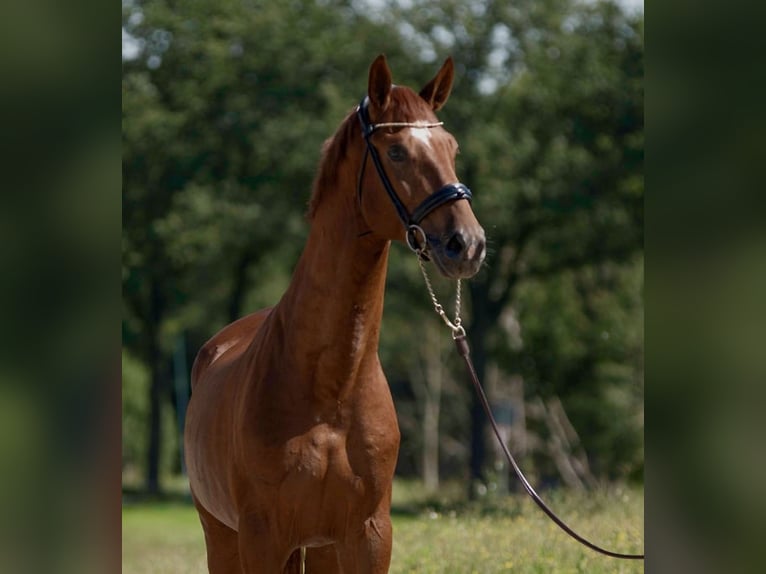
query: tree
123 0 432 492
122 0 644 493
382 0 644 487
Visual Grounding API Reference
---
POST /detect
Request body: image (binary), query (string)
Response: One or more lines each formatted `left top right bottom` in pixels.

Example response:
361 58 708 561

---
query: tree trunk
228 249 254 323
145 279 165 495
467 282 491 495
546 396 597 489
422 322 443 492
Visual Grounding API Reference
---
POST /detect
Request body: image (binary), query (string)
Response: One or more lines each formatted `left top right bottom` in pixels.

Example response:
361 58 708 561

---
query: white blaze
409 127 433 149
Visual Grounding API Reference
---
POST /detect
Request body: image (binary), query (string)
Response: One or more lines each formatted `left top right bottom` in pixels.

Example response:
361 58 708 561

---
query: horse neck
271 177 391 403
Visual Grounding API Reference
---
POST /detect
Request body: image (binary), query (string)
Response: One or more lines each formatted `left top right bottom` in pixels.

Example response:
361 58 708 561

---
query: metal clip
406 224 428 255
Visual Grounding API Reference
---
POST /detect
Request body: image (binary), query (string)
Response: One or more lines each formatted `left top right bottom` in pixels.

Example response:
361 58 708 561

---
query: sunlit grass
122 501 207 574
122 480 643 573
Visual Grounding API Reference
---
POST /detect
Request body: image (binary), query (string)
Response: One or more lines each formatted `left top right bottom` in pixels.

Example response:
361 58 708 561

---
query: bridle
357 94 645 561
356 95 472 257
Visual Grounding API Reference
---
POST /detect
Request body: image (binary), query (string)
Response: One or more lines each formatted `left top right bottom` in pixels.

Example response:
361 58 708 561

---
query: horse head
357 54 486 279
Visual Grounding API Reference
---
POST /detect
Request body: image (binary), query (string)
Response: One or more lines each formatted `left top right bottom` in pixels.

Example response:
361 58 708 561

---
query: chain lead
416 256 465 338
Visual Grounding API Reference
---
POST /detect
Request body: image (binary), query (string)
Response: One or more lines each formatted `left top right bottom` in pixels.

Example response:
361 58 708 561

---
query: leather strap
454 334 645 560
410 182 472 225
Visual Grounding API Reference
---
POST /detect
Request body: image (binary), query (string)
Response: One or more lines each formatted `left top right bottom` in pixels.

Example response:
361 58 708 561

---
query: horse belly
185 308 273 529
185 351 252 529
185 384 240 529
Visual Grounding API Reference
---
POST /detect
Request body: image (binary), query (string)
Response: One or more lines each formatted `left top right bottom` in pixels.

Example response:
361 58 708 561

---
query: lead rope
416 256 465 338
415 259 644 560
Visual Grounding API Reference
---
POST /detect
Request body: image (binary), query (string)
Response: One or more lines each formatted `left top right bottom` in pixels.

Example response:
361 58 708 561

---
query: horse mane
307 109 358 220
307 87 435 220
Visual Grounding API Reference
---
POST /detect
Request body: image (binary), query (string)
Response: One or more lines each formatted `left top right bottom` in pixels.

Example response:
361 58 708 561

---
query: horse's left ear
419 56 454 111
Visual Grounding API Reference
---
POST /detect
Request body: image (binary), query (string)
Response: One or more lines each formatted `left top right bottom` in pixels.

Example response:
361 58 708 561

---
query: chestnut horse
184 54 486 573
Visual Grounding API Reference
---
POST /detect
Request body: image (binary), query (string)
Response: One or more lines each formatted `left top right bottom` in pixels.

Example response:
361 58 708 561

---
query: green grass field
123 481 643 573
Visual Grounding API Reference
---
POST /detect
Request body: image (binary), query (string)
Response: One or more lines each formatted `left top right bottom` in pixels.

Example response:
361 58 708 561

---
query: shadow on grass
122 472 197 506
121 488 525 519
391 498 525 518
122 487 194 506
122 476 547 521
390 480 525 519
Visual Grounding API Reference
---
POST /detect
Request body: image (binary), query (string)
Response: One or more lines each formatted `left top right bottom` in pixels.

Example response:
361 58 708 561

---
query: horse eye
387 145 407 162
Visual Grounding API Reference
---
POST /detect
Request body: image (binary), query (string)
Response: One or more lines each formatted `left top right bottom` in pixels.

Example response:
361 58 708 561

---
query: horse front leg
336 506 393 574
304 544 342 572
237 512 293 573
192 493 241 574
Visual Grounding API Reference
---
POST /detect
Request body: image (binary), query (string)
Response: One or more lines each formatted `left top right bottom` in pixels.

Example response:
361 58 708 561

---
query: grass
123 479 644 573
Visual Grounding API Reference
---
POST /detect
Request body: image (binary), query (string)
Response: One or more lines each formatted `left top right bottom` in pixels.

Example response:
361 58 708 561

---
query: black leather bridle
356 96 473 256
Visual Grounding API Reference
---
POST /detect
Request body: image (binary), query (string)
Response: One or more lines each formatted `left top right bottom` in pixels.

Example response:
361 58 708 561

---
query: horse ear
368 54 392 114
419 56 454 111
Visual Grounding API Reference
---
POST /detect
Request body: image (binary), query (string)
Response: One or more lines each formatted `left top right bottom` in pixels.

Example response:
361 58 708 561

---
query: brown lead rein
453 334 644 560
412 262 643 558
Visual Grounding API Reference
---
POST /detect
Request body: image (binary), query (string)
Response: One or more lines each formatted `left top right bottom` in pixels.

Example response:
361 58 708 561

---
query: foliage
377 0 643 484
123 0 428 489
512 258 644 479
123 0 643 492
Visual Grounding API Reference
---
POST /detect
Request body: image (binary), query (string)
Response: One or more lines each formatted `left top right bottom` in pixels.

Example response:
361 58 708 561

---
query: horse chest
286 424 347 480
241 365 400 522
279 417 398 506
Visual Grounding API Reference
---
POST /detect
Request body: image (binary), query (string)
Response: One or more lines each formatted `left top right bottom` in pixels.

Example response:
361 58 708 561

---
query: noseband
356 96 473 256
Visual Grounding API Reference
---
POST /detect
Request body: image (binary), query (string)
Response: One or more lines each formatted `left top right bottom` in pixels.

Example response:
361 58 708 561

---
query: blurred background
5 0 766 571
122 0 643 501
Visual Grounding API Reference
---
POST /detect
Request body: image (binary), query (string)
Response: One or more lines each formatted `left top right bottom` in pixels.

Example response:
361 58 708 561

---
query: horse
184 54 486 573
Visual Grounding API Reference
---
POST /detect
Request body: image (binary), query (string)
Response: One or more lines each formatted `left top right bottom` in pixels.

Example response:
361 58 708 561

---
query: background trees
123 0 643 495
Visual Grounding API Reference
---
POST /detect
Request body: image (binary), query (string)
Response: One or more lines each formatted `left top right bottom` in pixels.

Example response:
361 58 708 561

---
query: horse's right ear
368 54 392 115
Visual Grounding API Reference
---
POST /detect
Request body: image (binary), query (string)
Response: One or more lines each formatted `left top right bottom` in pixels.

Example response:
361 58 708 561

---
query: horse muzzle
427 226 486 279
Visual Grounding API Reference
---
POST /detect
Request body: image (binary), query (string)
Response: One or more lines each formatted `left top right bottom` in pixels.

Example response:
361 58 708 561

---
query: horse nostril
477 237 486 259
445 232 466 258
